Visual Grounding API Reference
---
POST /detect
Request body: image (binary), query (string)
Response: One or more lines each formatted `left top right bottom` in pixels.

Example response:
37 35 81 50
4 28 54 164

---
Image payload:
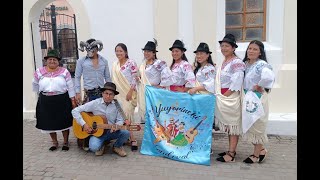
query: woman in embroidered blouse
137 39 175 122
188 42 216 94
111 43 139 150
32 49 76 151
242 40 275 164
168 40 196 92
215 34 245 163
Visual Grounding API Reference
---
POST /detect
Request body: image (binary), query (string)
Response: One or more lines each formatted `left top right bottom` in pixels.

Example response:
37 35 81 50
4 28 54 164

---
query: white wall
81 0 154 67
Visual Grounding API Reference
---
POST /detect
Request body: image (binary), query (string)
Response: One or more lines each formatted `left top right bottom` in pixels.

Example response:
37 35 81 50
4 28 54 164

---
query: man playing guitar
72 82 129 157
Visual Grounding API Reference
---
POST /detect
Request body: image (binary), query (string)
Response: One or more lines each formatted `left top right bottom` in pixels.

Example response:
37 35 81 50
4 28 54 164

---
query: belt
86 87 100 92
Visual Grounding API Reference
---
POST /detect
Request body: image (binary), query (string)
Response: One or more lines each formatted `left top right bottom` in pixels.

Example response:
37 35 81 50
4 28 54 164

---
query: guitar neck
192 117 207 130
97 123 140 131
101 124 126 130
114 99 128 120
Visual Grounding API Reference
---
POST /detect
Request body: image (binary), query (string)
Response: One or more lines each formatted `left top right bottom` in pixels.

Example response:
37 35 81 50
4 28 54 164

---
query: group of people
32 33 275 163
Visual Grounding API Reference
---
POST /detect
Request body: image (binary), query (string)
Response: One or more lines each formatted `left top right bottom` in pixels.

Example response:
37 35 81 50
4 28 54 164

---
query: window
225 0 266 42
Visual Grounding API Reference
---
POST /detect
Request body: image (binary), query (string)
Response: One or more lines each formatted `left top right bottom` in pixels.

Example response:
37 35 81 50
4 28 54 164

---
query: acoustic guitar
73 112 141 139
184 116 207 144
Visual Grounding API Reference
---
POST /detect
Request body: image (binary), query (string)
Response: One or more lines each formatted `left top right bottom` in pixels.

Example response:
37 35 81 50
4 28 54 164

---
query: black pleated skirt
36 92 73 131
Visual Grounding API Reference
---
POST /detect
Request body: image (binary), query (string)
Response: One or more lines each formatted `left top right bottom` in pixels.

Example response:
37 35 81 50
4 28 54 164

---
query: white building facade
23 0 297 134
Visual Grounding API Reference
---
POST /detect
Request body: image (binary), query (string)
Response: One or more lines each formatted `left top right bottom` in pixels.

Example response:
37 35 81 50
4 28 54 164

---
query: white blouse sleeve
183 63 196 88
64 69 76 98
229 59 245 91
160 67 176 86
201 66 216 93
258 67 275 89
32 69 40 93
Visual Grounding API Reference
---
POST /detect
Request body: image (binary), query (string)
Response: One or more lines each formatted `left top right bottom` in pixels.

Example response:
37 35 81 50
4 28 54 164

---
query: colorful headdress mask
78 38 103 58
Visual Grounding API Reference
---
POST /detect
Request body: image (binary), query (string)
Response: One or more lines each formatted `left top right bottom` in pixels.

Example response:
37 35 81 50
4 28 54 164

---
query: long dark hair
115 43 129 58
243 40 267 63
170 49 188 69
243 40 271 92
193 54 214 74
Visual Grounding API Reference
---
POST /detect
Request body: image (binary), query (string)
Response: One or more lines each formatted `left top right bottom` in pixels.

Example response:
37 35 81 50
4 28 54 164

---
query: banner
140 85 215 166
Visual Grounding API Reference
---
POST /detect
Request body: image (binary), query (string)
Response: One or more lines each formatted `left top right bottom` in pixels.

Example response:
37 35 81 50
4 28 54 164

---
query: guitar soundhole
92 122 97 130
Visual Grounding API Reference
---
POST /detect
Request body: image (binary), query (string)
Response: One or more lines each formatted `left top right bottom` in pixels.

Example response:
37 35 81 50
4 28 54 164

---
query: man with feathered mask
75 38 112 104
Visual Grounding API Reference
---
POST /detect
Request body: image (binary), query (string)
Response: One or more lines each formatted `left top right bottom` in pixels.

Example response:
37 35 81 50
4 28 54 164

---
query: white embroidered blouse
170 60 196 88
32 67 75 97
119 59 139 89
220 57 245 91
196 64 216 93
144 59 176 86
244 59 275 90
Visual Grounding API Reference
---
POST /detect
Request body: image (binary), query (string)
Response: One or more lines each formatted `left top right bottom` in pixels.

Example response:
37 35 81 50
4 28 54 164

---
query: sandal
243 154 259 164
49 141 58 151
218 151 237 157
131 140 138 151
216 151 236 162
62 142 69 151
259 149 268 163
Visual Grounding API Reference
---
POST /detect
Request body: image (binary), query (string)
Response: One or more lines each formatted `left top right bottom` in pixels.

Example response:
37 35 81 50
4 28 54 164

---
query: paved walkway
23 119 297 180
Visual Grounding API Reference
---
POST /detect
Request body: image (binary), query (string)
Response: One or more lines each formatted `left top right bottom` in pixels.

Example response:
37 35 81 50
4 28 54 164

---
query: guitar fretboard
114 99 128 120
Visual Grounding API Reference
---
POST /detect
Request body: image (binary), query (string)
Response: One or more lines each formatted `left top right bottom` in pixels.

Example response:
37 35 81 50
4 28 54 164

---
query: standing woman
242 40 275 163
188 42 216 94
32 49 76 151
169 40 196 92
215 34 245 162
111 43 139 150
137 39 176 122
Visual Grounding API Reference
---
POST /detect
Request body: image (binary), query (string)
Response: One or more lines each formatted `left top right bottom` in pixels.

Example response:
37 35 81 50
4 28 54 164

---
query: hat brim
142 48 158 52
193 50 212 54
169 46 187 51
100 87 119 95
44 56 61 61
218 40 238 48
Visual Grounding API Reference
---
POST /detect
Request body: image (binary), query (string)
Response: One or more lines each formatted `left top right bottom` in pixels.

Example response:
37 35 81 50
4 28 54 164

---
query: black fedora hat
100 82 119 95
193 42 212 54
142 41 158 52
218 34 238 48
169 40 187 51
44 49 61 60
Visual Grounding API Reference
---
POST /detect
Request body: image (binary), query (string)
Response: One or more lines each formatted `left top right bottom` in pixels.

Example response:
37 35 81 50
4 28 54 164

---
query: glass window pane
226 0 243 12
226 29 242 41
247 0 263 11
226 14 243 26
245 28 263 40
246 13 263 26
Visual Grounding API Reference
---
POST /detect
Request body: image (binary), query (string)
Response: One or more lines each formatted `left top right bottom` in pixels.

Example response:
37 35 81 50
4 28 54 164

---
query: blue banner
140 85 216 166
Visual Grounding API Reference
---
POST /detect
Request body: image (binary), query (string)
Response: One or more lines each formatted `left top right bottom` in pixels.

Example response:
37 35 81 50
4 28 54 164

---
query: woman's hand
188 88 197 94
126 90 133 101
71 97 77 109
75 93 82 105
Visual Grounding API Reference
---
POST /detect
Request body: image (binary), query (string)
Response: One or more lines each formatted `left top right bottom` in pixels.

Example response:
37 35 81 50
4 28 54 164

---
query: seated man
72 82 129 156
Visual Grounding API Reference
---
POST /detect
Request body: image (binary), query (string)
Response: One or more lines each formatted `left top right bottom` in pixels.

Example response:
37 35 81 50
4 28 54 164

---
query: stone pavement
23 119 297 180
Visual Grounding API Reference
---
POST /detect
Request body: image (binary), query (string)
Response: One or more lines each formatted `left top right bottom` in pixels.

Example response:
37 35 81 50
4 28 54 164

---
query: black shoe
218 151 236 157
243 155 259 164
216 151 235 162
259 149 268 163
131 140 138 151
62 143 69 151
49 146 57 151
